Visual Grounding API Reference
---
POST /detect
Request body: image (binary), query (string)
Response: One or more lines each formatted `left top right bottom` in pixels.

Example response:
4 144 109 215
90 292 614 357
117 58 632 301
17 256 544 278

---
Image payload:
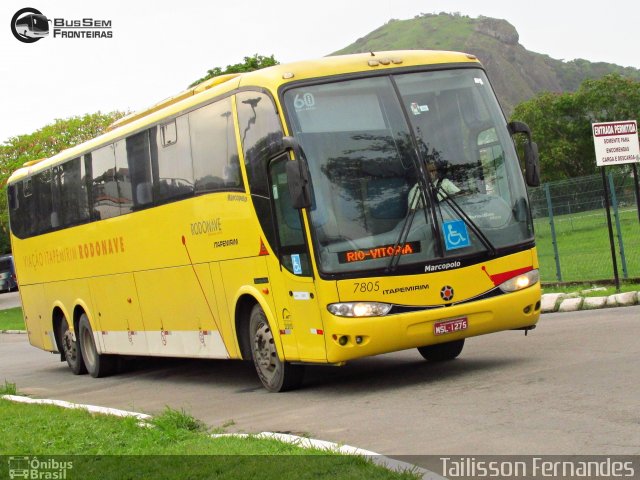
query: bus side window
119 130 153 209
161 121 177 146
7 184 24 238
51 166 61 228
20 179 35 237
33 169 54 233
150 115 194 203
236 91 284 251
190 97 244 193
8 184 18 211
57 157 90 226
91 144 119 220
269 155 312 276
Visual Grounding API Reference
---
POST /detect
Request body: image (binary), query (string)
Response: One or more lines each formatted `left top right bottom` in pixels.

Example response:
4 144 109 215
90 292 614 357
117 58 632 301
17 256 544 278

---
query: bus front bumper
323 285 541 364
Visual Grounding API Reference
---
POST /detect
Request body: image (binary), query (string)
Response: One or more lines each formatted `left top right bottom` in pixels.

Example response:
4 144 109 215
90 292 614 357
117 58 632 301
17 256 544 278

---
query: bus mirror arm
507 121 541 187
283 137 312 209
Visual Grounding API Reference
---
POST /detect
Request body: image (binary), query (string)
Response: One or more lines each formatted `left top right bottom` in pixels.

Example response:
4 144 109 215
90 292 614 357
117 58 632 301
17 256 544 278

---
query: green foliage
0 380 17 395
0 307 25 331
0 399 418 479
0 112 124 254
151 407 207 434
188 54 279 88
511 74 640 182
555 58 640 92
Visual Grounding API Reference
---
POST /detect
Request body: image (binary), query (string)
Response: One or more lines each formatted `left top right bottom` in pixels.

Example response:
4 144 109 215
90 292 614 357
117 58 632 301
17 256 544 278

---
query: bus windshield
31 15 49 33
283 68 533 275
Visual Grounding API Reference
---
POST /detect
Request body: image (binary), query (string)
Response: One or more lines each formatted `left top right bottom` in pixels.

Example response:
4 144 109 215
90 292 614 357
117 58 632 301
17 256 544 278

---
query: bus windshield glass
31 15 49 33
283 68 533 275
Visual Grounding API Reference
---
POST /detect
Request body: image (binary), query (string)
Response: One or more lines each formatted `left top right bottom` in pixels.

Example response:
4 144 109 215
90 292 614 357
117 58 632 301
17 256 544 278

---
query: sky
2 0 639 143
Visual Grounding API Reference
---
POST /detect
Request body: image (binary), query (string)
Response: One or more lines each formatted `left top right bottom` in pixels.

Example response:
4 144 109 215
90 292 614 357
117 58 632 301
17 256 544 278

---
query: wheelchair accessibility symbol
291 254 303 275
442 220 471 250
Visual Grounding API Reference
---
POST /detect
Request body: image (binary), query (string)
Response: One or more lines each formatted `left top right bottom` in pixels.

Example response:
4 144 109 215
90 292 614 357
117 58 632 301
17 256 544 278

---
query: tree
0 111 124 253
510 74 640 182
188 54 279 88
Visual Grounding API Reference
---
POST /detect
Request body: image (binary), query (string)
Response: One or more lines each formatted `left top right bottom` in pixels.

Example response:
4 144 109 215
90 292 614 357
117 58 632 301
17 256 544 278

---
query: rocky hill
332 13 640 115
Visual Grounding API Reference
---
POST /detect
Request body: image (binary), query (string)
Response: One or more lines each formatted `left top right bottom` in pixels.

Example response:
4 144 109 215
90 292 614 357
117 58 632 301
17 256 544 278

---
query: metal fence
529 170 640 284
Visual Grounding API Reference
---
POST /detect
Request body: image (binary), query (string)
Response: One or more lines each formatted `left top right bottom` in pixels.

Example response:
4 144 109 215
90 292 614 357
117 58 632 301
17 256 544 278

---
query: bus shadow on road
31 352 530 396
113 356 259 388
94 351 530 394
300 354 530 394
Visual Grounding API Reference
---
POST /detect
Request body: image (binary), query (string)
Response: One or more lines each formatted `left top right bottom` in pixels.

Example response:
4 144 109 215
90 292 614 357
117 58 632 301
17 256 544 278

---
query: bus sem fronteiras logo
11 8 50 43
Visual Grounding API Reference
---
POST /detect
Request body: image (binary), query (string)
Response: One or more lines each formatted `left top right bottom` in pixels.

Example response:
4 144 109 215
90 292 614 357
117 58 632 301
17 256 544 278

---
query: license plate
434 317 468 336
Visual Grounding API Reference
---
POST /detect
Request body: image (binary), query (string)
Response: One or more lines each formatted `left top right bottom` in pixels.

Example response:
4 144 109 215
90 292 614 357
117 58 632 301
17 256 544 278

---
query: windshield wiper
435 185 497 256
386 183 424 272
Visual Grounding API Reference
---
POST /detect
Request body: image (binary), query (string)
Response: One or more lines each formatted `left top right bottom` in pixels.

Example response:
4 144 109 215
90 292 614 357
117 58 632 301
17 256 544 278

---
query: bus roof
7 50 479 184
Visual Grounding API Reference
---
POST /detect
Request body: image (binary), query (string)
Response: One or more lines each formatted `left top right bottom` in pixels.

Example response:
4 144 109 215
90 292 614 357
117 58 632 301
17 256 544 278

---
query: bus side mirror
508 121 541 187
283 137 312 209
524 141 540 187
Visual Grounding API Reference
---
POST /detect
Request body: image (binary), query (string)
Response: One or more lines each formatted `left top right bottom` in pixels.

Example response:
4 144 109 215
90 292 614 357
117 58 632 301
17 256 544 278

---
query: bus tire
249 304 304 392
417 339 465 362
78 313 116 378
59 317 87 375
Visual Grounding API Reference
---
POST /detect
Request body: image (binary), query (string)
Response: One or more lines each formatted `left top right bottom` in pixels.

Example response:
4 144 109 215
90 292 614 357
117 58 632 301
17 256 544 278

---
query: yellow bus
7 50 542 392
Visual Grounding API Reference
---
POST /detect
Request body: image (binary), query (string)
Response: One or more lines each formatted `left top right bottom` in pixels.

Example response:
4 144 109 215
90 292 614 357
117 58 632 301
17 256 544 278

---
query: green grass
535 208 640 283
0 399 418 480
0 307 25 330
0 380 17 395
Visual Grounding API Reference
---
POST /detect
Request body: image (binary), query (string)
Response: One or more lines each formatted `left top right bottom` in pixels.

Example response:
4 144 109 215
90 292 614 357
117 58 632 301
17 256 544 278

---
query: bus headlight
498 269 539 293
327 302 392 317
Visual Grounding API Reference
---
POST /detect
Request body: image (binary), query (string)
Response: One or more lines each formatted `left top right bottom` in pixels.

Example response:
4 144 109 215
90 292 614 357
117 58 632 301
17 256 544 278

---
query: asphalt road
1 306 639 456
0 291 21 310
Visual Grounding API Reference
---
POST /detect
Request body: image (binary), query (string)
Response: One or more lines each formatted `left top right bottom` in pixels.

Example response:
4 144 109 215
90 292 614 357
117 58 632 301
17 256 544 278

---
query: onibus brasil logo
11 8 49 43
8 456 73 479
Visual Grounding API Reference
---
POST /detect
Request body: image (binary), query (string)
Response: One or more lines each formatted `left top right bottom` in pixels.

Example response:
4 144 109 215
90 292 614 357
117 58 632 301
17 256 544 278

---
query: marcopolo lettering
425 260 462 272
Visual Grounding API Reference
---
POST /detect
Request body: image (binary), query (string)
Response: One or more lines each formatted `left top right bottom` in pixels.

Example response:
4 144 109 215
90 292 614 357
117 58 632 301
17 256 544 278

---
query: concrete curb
1 394 151 420
212 432 441 478
541 291 639 314
1 394 441 479
0 329 27 334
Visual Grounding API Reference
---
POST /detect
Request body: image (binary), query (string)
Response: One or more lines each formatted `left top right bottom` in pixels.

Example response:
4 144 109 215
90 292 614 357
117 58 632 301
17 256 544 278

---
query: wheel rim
80 326 96 368
252 319 280 384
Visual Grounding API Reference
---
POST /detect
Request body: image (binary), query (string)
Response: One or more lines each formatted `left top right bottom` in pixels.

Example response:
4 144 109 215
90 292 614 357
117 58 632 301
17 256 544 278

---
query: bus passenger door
268 155 326 363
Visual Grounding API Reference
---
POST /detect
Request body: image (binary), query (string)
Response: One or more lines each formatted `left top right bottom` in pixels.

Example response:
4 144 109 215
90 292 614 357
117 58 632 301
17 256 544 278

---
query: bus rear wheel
78 313 116 378
59 317 86 375
418 339 465 362
249 304 304 392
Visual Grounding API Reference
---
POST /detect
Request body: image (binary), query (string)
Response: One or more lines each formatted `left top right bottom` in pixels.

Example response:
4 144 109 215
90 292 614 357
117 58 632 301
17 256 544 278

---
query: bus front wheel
249 304 304 392
59 317 87 375
417 339 465 362
78 313 116 378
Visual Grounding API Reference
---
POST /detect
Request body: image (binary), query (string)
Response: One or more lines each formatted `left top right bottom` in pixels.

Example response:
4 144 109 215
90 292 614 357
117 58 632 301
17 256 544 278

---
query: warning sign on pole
592 120 640 167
